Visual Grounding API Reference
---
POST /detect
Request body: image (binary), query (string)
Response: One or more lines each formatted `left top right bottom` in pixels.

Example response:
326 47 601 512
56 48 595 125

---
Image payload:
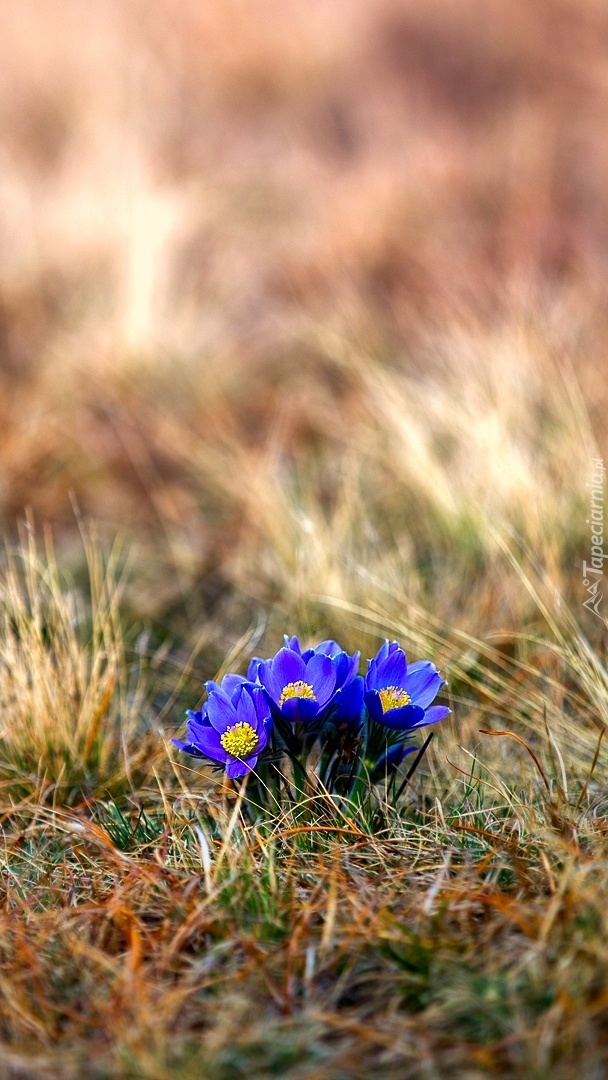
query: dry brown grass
0 1 608 1077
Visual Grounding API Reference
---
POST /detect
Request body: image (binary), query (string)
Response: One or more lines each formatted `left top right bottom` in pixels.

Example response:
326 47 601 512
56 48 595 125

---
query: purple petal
364 689 384 724
374 641 391 666
171 738 206 758
380 742 419 769
187 717 216 745
204 679 223 696
370 699 426 731
189 724 229 761
366 643 406 691
406 660 434 675
333 676 364 725
186 707 207 725
365 657 380 691
266 648 307 700
373 640 401 664
305 653 336 706
411 705 451 729
375 648 407 688
231 683 257 729
404 667 444 709
280 696 319 723
206 688 237 733
334 651 359 687
247 685 273 732
247 658 262 680
254 721 269 752
315 640 343 658
284 635 302 654
222 673 250 699
226 755 258 779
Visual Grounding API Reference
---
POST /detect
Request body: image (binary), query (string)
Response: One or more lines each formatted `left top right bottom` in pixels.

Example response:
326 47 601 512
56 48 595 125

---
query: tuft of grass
0 525 158 805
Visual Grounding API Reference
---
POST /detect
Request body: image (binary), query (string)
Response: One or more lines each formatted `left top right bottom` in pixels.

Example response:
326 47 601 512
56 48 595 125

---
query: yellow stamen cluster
279 681 316 706
220 722 259 759
378 686 411 713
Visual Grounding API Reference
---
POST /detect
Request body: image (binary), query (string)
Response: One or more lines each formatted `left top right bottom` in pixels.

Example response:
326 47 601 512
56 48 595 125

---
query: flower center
378 686 411 713
279 680 316 706
220 722 259 759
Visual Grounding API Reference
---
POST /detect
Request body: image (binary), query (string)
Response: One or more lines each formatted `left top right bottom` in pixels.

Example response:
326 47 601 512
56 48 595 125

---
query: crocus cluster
172 637 450 800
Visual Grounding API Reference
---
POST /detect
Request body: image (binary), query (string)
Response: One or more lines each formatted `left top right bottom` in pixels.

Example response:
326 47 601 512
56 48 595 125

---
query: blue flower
330 674 365 730
172 679 271 779
283 636 360 690
370 741 419 782
364 641 450 732
256 643 341 723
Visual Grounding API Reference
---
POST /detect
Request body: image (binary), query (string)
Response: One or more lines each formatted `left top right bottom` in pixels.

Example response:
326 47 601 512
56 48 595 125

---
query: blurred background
0 0 607 660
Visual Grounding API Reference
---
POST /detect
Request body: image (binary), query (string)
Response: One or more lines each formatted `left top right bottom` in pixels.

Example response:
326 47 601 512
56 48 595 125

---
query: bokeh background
1 0 607 662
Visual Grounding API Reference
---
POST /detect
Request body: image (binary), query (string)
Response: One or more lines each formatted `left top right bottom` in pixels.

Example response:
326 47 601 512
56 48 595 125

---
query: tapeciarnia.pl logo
582 457 606 620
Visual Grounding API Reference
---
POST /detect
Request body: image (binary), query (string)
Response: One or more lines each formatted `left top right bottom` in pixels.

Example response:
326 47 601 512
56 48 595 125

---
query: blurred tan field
1 2 608 1078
